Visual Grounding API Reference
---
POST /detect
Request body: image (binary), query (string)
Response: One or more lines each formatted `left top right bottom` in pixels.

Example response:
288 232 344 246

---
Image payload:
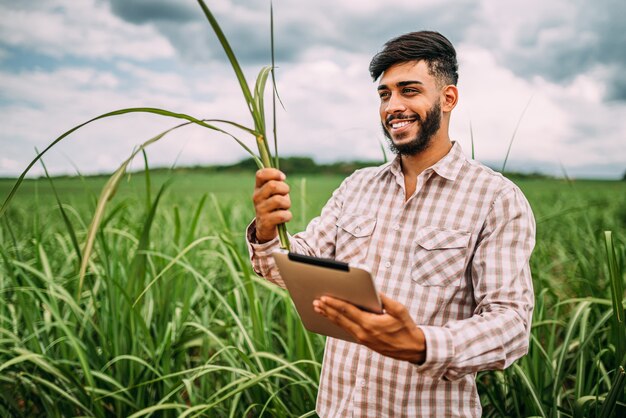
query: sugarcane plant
0 0 290 294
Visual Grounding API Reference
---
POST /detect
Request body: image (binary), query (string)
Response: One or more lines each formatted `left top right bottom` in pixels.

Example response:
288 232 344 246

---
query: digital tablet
272 250 383 343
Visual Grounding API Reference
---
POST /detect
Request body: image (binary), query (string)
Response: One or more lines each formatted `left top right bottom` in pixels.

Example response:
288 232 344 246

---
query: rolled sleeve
245 219 285 288
411 325 455 380
412 186 535 380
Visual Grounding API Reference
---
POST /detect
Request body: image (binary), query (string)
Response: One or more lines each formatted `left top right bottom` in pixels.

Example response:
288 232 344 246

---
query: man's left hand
313 293 426 363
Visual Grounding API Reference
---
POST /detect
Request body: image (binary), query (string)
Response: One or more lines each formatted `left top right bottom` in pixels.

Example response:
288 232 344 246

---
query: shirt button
384 261 391 268
359 379 367 388
354 227 361 234
393 224 400 231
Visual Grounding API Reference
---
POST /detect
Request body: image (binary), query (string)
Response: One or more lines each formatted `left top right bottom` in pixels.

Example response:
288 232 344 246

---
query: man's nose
384 93 406 114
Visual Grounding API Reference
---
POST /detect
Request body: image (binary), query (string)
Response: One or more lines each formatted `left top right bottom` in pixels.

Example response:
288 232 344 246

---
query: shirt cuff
411 325 455 380
246 219 281 256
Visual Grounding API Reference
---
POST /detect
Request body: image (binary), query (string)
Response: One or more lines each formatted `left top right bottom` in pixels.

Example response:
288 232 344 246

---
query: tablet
272 250 383 343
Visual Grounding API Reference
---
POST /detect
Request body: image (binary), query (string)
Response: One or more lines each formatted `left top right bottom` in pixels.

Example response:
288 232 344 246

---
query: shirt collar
373 141 466 182
430 141 465 181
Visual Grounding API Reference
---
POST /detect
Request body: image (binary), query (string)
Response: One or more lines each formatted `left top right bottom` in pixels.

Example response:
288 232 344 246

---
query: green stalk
604 231 625 366
598 366 625 418
256 135 290 250
199 0 290 250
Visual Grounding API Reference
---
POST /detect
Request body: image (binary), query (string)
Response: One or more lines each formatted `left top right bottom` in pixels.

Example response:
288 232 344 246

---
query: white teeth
391 120 412 129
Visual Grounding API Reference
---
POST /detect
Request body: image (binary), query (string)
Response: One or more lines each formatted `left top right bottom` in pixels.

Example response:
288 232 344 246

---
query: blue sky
1 0 625 179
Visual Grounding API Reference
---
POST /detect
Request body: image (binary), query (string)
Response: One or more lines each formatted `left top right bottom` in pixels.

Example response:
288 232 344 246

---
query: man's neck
400 136 453 181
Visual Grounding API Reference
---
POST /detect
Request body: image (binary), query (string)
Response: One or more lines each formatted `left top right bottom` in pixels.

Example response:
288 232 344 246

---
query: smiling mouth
390 120 413 129
387 117 417 132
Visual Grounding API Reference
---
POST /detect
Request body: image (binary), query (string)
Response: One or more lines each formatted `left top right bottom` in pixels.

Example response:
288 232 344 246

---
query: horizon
1 154 622 182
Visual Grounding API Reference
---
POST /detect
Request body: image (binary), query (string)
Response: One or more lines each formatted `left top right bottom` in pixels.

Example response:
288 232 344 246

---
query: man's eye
403 88 418 94
379 92 390 99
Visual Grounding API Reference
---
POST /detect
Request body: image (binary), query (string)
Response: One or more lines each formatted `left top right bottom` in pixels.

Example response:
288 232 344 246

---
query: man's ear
441 84 459 112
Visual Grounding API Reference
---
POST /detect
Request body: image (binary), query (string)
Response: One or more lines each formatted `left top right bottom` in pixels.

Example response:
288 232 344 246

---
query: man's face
377 61 443 156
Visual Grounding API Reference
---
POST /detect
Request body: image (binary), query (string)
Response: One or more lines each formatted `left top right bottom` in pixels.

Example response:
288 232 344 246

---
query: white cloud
0 0 175 61
452 45 569 163
451 43 626 175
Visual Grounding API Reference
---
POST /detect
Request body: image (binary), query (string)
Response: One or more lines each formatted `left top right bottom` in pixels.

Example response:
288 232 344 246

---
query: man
247 31 535 417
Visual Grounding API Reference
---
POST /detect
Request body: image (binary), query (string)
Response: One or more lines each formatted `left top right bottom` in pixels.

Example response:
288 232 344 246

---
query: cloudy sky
1 0 624 179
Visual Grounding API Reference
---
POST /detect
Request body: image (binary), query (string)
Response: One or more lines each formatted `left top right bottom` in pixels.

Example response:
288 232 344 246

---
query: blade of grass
128 182 170 298
142 149 152 214
512 363 547 417
185 194 208 245
604 231 625 367
271 2 279 169
0 108 260 219
552 300 592 411
575 307 592 400
598 366 625 418
254 66 273 134
196 0 260 129
501 95 532 172
39 156 82 267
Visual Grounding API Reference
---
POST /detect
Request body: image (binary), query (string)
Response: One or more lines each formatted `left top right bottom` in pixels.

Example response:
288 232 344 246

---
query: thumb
379 293 407 318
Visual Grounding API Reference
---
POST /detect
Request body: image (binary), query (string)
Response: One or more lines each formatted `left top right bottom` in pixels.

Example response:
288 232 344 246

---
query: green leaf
599 366 625 418
254 65 273 135
39 157 83 266
0 108 260 219
196 0 260 129
604 231 625 367
128 181 170 296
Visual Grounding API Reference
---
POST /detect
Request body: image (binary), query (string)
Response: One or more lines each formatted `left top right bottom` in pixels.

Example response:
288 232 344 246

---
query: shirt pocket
411 226 471 287
335 214 376 264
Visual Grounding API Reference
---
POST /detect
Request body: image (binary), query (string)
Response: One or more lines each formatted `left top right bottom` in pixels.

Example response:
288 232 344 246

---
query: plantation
1 0 625 415
0 171 625 417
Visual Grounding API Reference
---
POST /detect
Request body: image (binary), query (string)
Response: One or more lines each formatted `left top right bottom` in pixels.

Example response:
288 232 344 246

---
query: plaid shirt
247 142 535 417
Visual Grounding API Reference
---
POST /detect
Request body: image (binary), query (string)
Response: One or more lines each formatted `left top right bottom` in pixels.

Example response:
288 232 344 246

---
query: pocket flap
336 214 376 237
414 226 470 250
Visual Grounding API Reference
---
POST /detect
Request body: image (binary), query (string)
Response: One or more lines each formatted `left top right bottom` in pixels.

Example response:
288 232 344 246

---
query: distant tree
622 169 626 181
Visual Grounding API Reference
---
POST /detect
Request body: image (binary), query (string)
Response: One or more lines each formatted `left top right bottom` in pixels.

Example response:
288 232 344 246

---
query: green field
1 171 625 417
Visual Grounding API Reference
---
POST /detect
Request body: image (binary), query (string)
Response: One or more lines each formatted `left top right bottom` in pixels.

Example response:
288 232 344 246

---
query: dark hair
369 31 458 85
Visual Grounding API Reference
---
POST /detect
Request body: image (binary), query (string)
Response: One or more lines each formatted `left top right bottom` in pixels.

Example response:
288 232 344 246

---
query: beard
382 101 442 156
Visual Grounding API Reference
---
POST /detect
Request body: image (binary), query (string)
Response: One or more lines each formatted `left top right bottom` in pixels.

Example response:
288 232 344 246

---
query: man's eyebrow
377 80 423 91
398 80 423 87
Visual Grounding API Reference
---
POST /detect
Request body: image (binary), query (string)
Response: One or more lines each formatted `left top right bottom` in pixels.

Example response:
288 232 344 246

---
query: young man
247 31 535 417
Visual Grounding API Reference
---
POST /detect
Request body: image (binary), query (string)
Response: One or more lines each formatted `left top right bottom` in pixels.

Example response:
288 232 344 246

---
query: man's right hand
252 168 293 243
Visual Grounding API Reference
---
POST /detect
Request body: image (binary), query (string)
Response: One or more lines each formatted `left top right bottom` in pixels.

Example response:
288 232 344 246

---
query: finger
315 300 363 337
257 210 293 227
379 293 414 324
255 168 286 188
253 194 291 243
380 293 404 317
256 194 291 214
320 296 367 323
253 180 290 204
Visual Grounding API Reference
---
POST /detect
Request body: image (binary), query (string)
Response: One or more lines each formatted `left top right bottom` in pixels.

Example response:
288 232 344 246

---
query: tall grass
1 172 624 416
0 170 322 417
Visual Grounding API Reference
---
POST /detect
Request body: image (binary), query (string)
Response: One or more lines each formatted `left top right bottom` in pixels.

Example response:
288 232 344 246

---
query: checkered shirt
246 142 535 417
